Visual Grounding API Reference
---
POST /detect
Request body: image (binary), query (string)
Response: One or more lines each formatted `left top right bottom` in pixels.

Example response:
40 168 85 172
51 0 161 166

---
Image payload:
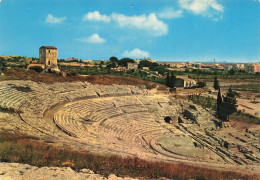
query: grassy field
0 131 257 179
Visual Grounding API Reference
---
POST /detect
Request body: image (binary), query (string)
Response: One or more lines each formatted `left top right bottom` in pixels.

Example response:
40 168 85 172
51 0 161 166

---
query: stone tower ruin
39 46 57 67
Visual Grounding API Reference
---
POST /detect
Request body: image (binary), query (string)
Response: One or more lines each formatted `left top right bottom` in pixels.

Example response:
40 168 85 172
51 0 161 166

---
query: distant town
1 46 259 90
1 46 259 75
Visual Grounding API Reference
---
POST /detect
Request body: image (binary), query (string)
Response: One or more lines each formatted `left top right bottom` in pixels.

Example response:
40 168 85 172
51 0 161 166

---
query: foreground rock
0 162 136 180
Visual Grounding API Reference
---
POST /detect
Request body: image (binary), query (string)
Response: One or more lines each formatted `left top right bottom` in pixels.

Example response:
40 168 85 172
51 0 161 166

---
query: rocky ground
0 162 137 180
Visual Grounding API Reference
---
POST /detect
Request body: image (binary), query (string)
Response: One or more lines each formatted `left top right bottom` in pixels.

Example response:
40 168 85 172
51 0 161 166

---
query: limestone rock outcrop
0 162 137 180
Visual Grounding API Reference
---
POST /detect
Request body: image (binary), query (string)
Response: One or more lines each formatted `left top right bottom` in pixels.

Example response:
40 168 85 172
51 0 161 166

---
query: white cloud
111 13 168 36
158 7 183 19
46 14 66 24
82 11 111 22
81 11 168 36
178 0 224 17
76 34 106 44
122 48 150 58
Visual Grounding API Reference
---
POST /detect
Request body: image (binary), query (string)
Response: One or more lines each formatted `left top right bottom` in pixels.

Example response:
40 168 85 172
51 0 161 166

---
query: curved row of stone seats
93 85 132 97
79 99 114 109
99 116 137 141
57 88 98 101
126 117 166 135
56 109 93 139
99 109 168 143
138 128 169 141
54 109 81 138
114 85 136 94
47 82 86 93
23 100 58 116
85 108 123 123
0 83 39 95
69 100 115 116
119 105 148 113
104 119 167 144
113 96 142 107
0 113 35 132
54 108 101 141
54 105 105 139
138 96 170 104
51 95 172 148
0 89 36 110
126 86 145 95
126 111 154 121
19 112 56 135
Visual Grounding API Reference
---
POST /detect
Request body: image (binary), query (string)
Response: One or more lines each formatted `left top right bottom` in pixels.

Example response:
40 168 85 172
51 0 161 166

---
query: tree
222 87 238 121
165 72 171 87
229 69 235 75
197 81 206 88
0 60 7 71
165 72 176 88
109 56 118 63
216 88 225 120
139 60 151 68
106 62 117 69
213 76 220 92
170 71 176 88
107 57 119 69
118 58 135 67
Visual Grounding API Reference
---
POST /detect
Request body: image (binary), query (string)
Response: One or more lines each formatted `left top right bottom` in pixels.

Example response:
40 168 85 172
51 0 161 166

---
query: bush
29 66 44 73
198 81 206 88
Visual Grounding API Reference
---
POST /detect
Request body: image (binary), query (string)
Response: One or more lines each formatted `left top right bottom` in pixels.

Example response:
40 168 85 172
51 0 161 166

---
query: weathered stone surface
0 163 137 180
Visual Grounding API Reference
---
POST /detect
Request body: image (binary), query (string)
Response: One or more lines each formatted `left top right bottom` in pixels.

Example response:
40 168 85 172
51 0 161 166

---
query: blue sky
0 0 259 63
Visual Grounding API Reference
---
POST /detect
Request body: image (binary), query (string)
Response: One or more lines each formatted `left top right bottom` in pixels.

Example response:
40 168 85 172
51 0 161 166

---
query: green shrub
198 81 206 88
29 66 44 73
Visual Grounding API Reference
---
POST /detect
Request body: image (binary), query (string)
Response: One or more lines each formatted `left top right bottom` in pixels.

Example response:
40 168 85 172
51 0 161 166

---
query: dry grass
0 131 257 180
1 68 167 90
230 112 260 124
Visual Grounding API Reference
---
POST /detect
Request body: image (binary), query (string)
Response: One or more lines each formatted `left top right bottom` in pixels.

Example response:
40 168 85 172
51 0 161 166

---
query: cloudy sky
0 0 259 62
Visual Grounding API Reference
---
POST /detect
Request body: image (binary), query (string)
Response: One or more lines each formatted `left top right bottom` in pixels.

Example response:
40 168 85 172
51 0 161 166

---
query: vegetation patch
0 131 257 180
230 112 260 124
29 66 44 73
8 84 33 92
188 94 216 110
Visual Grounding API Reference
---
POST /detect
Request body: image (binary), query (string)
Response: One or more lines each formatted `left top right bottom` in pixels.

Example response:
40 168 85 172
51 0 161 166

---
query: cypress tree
217 88 224 120
165 72 171 87
213 76 220 92
170 71 176 88
222 87 237 121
